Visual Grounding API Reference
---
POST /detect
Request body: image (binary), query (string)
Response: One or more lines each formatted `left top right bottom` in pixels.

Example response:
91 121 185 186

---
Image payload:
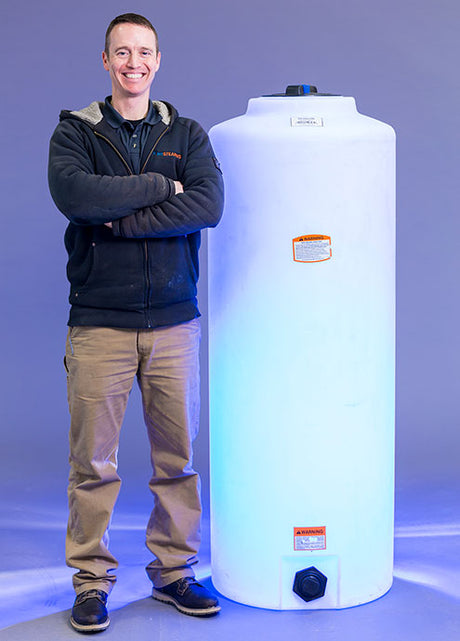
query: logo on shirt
154 151 182 159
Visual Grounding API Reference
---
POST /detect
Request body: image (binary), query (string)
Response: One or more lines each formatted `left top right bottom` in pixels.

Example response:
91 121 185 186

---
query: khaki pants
64 320 202 595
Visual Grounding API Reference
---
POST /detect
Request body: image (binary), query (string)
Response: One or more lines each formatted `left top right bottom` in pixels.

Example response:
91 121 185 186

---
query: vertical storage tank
208 86 396 610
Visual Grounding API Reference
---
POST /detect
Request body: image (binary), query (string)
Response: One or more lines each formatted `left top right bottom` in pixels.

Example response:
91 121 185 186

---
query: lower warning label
294 526 326 551
292 234 332 263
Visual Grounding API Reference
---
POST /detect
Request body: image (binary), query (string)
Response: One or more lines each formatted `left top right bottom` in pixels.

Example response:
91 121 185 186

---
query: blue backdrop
1 0 458 510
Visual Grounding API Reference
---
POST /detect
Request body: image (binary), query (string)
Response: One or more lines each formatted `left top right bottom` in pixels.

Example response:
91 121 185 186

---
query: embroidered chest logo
154 151 182 159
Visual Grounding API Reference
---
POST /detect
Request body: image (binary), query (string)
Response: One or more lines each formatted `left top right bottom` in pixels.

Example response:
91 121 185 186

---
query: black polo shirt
102 96 161 174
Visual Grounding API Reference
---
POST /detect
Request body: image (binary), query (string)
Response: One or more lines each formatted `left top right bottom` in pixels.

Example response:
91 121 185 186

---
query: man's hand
174 181 184 194
104 181 182 230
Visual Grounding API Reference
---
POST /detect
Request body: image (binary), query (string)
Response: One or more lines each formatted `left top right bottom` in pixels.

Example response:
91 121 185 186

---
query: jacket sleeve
48 119 176 226
111 121 224 238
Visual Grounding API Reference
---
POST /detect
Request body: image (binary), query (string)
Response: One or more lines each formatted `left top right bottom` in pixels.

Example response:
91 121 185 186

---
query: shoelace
75 589 107 605
176 577 201 596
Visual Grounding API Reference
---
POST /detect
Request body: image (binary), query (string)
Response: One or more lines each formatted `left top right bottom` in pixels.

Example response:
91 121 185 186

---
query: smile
124 73 144 79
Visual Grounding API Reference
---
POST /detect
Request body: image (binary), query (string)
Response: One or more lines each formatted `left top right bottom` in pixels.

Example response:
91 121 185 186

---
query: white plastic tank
208 85 396 610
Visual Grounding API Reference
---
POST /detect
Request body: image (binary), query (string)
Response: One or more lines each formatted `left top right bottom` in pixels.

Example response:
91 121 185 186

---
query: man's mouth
124 73 144 79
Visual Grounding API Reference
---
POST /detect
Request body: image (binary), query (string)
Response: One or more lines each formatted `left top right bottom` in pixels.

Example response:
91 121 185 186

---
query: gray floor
1 479 459 640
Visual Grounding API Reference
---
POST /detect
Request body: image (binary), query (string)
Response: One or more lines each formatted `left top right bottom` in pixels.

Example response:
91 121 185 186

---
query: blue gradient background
1 0 458 517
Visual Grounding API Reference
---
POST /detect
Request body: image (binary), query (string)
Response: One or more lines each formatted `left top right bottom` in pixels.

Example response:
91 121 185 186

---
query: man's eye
117 51 128 57
141 51 152 56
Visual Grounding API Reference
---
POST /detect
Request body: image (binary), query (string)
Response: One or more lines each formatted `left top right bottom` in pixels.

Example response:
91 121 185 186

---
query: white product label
291 116 324 127
292 235 332 263
294 527 326 551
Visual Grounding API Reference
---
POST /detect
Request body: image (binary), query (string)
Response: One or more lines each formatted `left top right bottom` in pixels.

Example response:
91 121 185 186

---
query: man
48 13 224 633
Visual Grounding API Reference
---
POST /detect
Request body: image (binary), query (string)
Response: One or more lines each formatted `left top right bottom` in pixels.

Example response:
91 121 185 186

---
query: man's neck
110 94 150 121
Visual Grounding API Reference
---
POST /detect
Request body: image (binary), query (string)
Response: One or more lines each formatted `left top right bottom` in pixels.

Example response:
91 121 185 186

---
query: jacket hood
60 100 174 126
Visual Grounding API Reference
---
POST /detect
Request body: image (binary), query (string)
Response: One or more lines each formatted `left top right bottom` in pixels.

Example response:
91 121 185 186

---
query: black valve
293 566 327 603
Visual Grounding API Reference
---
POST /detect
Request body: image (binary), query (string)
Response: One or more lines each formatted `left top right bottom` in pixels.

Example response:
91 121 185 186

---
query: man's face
102 23 161 101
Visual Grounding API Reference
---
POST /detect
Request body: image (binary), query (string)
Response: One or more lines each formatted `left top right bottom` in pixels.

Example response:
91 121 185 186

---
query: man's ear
155 51 161 72
102 50 109 71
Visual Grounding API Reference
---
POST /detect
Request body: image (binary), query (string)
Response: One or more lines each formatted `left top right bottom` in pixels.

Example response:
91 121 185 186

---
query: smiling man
102 18 161 119
48 13 224 633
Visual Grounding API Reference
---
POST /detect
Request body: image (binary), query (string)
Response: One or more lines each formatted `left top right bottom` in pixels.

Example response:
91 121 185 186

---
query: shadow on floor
1 481 460 640
1 575 460 641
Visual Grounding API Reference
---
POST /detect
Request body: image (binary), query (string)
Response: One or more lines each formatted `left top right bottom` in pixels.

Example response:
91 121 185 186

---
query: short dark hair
105 13 159 55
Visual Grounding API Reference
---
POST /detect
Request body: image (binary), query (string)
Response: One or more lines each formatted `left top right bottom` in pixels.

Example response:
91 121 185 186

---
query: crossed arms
48 118 224 239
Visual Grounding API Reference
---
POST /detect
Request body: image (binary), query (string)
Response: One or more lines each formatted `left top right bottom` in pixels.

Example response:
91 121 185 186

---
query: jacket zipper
141 125 170 173
94 132 133 175
141 124 170 327
95 124 171 329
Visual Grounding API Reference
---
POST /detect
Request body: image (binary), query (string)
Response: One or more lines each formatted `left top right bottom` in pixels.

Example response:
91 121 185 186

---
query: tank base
212 555 393 610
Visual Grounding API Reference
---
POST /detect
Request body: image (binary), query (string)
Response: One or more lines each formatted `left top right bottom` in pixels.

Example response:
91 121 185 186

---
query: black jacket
48 100 224 328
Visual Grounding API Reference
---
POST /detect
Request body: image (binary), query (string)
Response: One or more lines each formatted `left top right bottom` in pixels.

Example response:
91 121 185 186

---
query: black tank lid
266 85 338 97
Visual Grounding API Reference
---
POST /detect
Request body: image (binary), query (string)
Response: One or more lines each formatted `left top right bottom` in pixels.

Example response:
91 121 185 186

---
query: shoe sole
70 616 110 633
151 589 221 617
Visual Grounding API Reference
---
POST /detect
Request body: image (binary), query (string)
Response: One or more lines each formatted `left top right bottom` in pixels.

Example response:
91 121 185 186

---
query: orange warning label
294 526 326 550
293 235 332 263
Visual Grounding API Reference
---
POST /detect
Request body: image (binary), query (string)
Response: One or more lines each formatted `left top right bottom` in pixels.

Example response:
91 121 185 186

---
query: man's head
105 13 159 56
102 13 161 103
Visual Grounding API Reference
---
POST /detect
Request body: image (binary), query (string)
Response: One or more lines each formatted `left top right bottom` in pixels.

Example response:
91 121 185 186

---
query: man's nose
127 52 141 67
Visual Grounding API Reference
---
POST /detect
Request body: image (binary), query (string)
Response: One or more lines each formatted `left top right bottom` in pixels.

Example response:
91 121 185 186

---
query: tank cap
265 85 338 97
286 85 318 95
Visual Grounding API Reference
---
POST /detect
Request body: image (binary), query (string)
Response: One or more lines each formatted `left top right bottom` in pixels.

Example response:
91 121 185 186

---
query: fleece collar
69 99 172 126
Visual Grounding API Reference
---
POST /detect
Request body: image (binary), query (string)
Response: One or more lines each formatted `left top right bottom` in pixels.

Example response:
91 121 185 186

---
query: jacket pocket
70 235 147 310
147 234 199 307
